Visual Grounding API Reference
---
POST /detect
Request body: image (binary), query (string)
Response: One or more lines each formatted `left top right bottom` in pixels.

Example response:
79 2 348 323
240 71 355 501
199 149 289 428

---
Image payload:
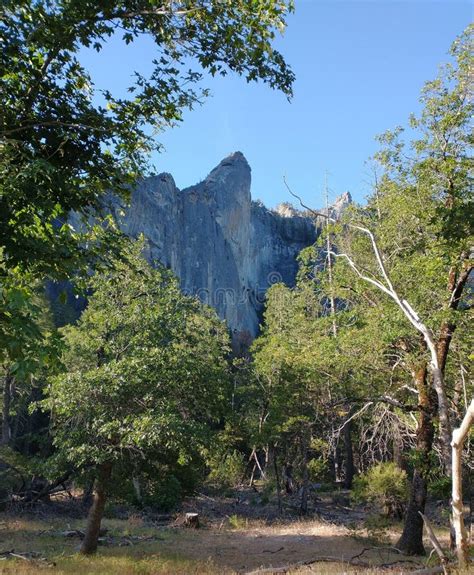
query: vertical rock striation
114 152 318 339
52 152 351 339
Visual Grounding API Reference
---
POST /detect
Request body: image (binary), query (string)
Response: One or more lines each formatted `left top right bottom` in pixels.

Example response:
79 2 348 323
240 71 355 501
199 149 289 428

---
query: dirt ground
0 489 458 574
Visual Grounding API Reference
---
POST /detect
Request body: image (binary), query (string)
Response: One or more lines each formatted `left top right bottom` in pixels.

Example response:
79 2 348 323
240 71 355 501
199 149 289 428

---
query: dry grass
0 512 455 575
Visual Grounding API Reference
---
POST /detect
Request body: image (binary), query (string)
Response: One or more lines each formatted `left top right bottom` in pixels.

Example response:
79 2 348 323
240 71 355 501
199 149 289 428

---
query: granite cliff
108 152 316 337
52 152 350 340
109 151 324 340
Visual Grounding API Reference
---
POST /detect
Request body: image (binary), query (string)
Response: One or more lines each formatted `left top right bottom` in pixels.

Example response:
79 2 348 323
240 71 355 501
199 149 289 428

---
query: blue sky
80 1 472 208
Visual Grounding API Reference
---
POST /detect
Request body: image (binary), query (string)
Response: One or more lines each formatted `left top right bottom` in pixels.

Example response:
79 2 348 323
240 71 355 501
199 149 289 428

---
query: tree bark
272 446 282 515
431 367 452 474
433 260 472 473
334 443 343 483
132 476 142 504
451 399 474 568
82 479 94 508
1 373 13 446
398 365 435 555
437 260 472 371
300 434 309 515
80 462 112 555
343 418 355 489
283 463 294 494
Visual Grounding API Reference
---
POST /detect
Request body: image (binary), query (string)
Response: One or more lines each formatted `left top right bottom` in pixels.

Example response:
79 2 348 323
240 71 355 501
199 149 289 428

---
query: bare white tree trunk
132 476 142 503
283 178 453 472
451 398 474 568
324 176 337 337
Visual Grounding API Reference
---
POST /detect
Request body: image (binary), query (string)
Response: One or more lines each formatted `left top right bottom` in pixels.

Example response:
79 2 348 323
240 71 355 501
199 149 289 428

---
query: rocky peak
112 153 320 338
329 191 352 219
273 202 301 218
52 155 353 342
203 152 250 192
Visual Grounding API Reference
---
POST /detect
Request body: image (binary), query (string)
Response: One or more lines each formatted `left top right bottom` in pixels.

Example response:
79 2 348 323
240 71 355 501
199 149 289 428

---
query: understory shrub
428 476 452 501
0 446 44 508
110 458 201 512
308 457 327 482
364 514 391 543
142 474 182 511
207 449 246 488
352 462 409 518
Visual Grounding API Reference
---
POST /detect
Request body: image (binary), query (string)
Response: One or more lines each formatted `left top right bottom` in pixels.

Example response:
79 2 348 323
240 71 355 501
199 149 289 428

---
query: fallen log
244 556 371 575
419 512 449 575
0 550 55 567
409 567 446 575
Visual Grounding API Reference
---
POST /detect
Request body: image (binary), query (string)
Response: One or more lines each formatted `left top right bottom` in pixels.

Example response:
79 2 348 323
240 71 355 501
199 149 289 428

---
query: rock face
111 152 318 339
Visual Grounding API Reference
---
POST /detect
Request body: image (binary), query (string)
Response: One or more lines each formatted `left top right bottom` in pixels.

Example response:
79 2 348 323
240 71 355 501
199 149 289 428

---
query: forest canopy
0 4 472 572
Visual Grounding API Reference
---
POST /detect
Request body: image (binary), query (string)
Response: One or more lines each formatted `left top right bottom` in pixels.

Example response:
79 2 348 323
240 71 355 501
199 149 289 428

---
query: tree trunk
272 446 282 515
393 419 406 471
433 260 472 474
283 463 294 494
1 373 13 446
398 365 435 555
184 513 200 528
431 366 452 474
451 399 474 568
300 435 309 515
334 444 343 483
80 463 112 555
132 476 142 504
437 260 472 376
82 479 94 508
343 419 355 489
398 470 428 556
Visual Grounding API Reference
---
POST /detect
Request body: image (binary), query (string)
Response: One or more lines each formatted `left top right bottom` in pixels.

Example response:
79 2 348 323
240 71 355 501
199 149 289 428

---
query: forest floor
0 487 460 575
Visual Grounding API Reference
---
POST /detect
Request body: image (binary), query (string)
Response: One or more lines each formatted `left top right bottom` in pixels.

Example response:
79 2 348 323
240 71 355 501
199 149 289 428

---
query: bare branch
419 512 449 575
284 177 452 467
283 176 335 222
331 252 393 297
335 401 373 435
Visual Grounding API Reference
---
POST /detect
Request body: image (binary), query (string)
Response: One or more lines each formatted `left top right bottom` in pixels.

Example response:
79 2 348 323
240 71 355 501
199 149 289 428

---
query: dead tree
451 398 474 568
283 178 460 472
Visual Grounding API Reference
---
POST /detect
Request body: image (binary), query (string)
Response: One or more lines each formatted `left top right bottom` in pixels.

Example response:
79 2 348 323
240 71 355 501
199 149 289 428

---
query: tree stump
184 513 200 528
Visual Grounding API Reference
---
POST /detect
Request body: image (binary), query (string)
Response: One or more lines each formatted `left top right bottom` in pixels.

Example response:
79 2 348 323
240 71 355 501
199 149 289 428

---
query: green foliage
230 26 473 501
247 283 326 478
0 258 60 379
140 474 183 512
308 458 329 482
228 514 247 530
0 445 44 501
42 239 231 480
260 480 277 504
104 454 203 511
0 1 295 500
352 463 409 518
207 449 246 489
428 476 452 501
1 0 294 276
405 448 440 479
